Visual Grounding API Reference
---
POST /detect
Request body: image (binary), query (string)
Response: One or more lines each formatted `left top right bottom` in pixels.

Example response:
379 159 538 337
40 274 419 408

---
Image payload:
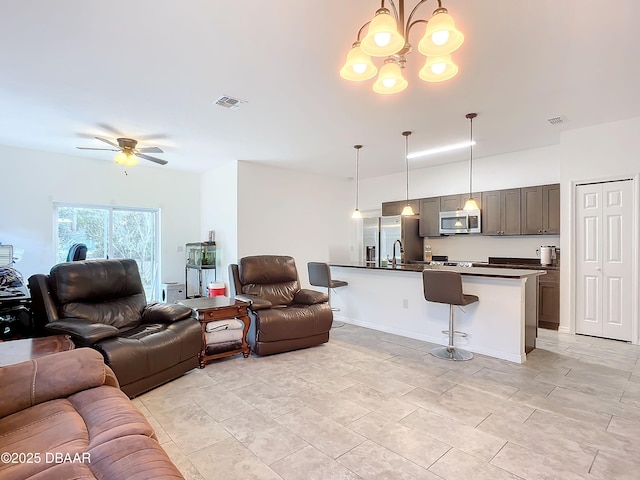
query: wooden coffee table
0 335 75 366
179 297 251 368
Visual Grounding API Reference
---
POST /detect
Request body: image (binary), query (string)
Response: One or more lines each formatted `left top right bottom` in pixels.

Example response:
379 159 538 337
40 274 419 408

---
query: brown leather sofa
0 348 183 479
28 259 201 398
229 255 333 356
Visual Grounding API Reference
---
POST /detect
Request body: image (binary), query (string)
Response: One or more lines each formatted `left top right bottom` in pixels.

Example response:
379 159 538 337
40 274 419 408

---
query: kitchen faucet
392 239 404 268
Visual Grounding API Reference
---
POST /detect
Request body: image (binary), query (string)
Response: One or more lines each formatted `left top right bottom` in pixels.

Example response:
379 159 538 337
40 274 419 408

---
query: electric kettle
536 246 556 265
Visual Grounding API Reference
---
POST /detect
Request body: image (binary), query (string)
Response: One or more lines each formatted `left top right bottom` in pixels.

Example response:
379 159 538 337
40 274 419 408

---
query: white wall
358 145 562 263
559 116 640 338
0 145 201 294
236 161 354 287
201 160 238 291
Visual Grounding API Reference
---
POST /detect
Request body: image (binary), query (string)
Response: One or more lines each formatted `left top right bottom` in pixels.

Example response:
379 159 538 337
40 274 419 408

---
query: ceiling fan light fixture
114 151 138 166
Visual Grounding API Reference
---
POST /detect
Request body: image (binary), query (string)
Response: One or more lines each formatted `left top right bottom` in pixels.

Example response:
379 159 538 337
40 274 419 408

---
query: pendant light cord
403 131 411 205
465 113 477 200
355 146 360 210
469 116 473 197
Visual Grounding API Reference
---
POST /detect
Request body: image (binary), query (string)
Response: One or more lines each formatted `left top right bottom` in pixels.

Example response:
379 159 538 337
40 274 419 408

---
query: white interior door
575 180 633 341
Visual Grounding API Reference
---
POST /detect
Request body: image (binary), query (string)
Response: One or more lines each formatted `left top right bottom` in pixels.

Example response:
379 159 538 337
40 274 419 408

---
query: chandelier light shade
417 8 464 56
418 54 458 82
360 8 405 57
341 0 464 94
401 131 415 216
352 144 364 219
373 59 408 94
463 112 480 211
340 42 378 81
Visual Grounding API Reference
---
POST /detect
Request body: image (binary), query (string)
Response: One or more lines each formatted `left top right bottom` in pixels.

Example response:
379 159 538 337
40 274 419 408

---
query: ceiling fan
77 136 167 166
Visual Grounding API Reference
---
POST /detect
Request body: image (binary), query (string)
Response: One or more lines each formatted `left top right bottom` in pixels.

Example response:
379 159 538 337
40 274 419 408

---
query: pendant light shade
360 8 405 57
352 144 363 219
373 59 408 94
418 54 459 82
340 42 378 81
401 131 415 216
417 7 464 57
463 113 479 211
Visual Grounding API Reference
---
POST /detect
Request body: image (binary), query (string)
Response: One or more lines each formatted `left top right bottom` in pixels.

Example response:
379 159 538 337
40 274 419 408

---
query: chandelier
340 0 464 94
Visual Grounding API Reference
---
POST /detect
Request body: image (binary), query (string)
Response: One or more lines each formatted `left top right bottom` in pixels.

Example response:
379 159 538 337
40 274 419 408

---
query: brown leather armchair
28 258 202 397
229 255 333 356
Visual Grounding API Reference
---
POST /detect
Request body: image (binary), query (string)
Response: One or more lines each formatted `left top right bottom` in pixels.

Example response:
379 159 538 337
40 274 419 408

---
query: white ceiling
1 0 639 179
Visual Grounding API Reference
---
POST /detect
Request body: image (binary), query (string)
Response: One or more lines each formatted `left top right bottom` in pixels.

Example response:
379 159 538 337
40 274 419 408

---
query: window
55 204 160 299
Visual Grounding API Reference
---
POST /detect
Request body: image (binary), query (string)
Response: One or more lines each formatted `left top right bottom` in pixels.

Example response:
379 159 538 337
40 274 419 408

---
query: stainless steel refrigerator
362 215 422 266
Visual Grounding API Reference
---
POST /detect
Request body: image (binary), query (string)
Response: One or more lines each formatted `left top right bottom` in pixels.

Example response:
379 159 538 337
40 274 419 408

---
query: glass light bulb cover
340 44 377 81
114 152 128 165
419 55 458 82
352 209 363 219
463 198 479 211
125 154 138 166
401 204 415 216
373 61 408 94
418 9 464 56
361 9 404 57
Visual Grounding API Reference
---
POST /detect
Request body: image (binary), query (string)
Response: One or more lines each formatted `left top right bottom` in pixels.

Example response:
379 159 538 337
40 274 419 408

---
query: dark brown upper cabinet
521 184 560 235
419 197 440 237
439 193 482 212
381 199 421 216
482 188 521 235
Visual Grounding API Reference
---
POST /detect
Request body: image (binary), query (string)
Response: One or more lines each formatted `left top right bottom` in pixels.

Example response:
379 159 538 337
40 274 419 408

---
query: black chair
308 262 347 327
422 270 478 361
66 243 87 261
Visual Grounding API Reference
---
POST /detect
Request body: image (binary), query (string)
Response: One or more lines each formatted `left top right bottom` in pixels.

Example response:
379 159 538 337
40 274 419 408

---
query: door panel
576 184 603 336
576 180 633 341
601 181 632 340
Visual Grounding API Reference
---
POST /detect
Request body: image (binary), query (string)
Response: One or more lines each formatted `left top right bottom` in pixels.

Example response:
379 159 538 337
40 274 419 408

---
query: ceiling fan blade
95 136 120 148
137 146 164 154
136 153 168 165
77 147 119 151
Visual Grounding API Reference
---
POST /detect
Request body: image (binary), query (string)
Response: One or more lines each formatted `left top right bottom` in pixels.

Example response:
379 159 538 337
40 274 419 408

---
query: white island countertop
328 264 544 363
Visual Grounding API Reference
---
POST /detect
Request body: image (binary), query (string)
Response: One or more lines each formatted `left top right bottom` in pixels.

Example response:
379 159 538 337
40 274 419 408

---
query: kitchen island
329 264 545 363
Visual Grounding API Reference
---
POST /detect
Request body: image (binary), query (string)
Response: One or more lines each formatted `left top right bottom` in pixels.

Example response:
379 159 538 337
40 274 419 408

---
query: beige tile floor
135 325 640 480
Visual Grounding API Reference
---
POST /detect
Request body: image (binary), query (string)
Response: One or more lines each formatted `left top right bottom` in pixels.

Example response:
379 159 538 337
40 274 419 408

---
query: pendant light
401 131 415 216
462 113 479 211
352 144 363 219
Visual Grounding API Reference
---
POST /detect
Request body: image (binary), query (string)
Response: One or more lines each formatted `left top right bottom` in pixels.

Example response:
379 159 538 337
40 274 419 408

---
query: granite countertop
331 263 546 279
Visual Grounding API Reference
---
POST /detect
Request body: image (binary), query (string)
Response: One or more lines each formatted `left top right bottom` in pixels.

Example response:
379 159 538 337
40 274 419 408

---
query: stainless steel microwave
439 210 481 234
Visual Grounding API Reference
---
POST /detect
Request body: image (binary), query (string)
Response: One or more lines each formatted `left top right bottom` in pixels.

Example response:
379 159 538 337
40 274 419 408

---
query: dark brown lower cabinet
538 269 560 330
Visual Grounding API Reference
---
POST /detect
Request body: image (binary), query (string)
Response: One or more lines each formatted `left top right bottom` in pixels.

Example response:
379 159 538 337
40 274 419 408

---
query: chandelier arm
406 0 431 30
385 0 400 24
406 18 428 39
355 21 372 41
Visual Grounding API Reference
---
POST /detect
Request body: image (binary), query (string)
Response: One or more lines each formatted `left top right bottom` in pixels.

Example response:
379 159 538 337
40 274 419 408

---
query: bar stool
308 262 347 327
422 270 478 361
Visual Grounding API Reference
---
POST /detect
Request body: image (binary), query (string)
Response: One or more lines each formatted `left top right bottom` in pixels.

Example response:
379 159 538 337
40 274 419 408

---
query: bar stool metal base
431 345 473 361
331 320 345 328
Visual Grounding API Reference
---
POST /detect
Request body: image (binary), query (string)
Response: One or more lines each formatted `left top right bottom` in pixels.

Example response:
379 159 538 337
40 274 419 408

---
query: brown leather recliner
28 258 202 397
0 348 184 479
229 255 333 356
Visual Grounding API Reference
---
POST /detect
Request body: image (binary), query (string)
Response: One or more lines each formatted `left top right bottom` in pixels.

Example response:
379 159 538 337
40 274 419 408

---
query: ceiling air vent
214 95 247 110
547 115 568 125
